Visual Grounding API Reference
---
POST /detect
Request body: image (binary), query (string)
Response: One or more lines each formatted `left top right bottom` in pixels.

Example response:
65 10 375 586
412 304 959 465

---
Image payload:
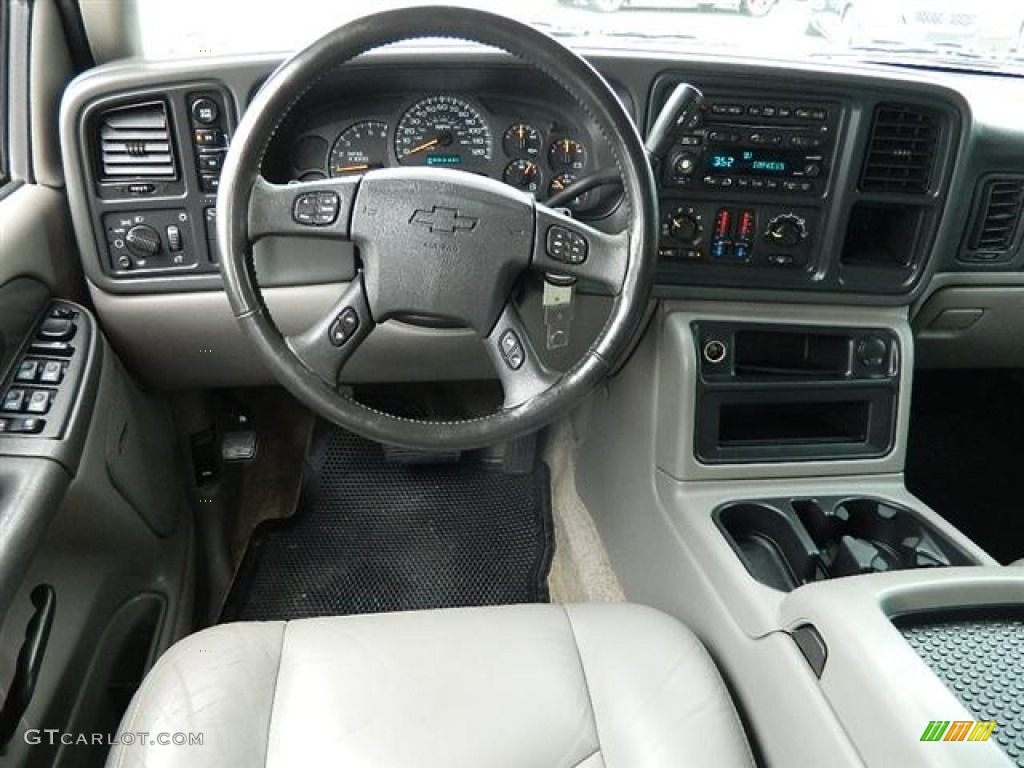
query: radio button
750 178 766 190
747 105 762 117
777 106 793 118
748 132 782 145
762 106 777 117
790 135 824 148
765 179 780 191
708 131 740 144
677 135 702 146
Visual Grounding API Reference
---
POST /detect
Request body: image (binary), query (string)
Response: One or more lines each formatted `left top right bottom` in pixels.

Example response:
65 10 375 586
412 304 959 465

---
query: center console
575 300 1023 767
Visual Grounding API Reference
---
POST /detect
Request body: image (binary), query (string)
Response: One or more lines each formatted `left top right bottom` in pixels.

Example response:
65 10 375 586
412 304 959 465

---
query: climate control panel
659 201 817 270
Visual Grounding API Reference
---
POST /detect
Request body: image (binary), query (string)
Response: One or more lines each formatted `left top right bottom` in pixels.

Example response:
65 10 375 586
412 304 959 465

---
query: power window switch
2 389 26 412
6 418 45 435
15 360 40 383
25 390 53 415
39 361 65 384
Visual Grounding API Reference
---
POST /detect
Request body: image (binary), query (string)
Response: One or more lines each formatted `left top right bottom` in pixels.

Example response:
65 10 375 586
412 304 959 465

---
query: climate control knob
764 214 807 248
125 225 162 257
662 206 703 245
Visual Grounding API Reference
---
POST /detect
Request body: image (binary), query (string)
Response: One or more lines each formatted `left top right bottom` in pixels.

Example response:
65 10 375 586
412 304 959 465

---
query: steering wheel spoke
285 277 375 386
485 302 559 409
531 204 630 293
248 175 361 242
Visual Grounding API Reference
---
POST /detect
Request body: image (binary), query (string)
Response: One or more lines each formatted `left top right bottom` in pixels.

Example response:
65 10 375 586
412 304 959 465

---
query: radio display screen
706 149 803 177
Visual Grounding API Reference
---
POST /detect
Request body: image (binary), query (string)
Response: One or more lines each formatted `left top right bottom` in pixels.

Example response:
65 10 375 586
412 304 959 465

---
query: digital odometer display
706 149 800 176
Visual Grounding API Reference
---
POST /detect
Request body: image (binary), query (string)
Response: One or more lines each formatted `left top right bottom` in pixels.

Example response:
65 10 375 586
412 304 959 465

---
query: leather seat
107 603 754 767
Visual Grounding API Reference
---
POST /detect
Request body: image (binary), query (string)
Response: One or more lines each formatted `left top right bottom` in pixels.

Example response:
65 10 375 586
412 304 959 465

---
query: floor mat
221 423 553 621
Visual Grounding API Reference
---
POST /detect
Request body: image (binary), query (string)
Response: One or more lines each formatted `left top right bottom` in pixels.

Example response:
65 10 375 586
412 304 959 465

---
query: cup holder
716 496 975 592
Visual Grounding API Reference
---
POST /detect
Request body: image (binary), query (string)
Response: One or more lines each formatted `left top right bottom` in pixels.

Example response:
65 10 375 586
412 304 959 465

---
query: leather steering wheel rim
217 6 658 451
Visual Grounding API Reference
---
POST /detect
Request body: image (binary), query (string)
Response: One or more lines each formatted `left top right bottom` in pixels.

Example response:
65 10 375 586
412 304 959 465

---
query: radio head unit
663 96 840 198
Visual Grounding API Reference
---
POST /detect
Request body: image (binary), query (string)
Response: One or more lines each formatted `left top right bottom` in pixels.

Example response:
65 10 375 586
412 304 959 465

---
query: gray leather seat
107 603 754 767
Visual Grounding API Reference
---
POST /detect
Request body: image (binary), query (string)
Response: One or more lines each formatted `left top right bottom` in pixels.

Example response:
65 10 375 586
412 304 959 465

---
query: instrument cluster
288 93 602 213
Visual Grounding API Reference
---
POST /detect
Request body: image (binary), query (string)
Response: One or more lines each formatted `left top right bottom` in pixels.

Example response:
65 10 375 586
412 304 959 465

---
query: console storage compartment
694 322 900 463
716 496 976 591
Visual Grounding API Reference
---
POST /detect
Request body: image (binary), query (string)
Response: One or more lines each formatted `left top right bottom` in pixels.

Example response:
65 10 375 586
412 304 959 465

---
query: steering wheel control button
499 330 525 370
293 191 341 226
329 308 360 346
25 390 53 415
546 226 588 265
191 98 220 125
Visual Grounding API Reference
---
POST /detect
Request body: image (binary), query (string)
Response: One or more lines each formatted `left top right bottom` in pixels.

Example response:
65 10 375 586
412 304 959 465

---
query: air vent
962 178 1024 262
860 103 940 194
97 101 176 181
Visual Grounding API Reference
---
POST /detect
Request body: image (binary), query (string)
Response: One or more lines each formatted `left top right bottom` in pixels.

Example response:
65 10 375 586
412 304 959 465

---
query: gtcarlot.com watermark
25 730 203 747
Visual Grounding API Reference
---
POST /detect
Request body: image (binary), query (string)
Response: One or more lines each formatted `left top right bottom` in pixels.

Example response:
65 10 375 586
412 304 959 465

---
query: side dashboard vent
97 101 177 181
962 177 1024 263
860 103 940 194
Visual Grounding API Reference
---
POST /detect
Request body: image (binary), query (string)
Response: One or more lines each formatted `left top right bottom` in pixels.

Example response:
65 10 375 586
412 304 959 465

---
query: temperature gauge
503 124 542 157
548 138 586 172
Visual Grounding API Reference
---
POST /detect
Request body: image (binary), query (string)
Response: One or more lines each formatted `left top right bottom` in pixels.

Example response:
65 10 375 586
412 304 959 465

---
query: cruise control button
3 389 26 412
328 308 360 346
499 330 525 370
26 390 52 415
15 360 40 383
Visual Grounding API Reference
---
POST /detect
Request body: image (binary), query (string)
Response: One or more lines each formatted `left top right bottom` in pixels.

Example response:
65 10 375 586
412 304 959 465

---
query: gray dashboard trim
63 47 982 306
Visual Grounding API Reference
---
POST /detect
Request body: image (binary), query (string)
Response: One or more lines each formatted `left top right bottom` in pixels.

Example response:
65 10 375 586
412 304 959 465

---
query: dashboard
56 47 1024 385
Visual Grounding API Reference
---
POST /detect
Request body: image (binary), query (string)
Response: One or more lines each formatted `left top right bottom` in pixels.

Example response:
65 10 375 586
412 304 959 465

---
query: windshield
125 0 1024 74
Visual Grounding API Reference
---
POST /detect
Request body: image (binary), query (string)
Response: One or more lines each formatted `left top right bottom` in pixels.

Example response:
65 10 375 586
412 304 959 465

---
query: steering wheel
218 6 657 450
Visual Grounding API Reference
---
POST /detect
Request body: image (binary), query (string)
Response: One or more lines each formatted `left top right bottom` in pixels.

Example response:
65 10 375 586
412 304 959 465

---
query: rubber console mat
221 423 553 621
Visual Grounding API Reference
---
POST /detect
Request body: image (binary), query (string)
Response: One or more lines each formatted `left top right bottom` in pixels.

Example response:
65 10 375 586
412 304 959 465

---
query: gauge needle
333 163 370 173
404 138 440 157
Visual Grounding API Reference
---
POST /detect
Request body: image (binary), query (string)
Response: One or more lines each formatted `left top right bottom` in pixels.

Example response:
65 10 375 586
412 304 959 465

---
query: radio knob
671 151 698 177
764 214 806 248
804 162 822 178
125 225 162 257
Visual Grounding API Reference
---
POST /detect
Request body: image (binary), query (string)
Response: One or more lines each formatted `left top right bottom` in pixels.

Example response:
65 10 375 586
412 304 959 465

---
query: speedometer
394 95 493 168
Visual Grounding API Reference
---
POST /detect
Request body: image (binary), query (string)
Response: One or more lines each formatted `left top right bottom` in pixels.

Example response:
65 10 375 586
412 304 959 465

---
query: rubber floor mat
221 423 553 621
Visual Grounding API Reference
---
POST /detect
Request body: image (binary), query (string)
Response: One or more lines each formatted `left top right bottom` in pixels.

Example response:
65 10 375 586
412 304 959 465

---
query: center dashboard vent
97 101 177 181
961 177 1024 263
860 103 940 194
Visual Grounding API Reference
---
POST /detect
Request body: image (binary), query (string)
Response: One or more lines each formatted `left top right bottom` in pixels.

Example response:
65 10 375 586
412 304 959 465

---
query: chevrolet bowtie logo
410 206 478 234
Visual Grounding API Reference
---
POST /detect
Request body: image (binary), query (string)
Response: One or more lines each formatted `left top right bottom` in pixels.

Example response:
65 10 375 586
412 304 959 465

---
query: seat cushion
107 603 753 767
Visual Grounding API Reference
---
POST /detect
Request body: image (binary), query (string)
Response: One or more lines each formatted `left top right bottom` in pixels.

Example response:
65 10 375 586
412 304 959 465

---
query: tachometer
394 96 493 167
329 120 389 176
